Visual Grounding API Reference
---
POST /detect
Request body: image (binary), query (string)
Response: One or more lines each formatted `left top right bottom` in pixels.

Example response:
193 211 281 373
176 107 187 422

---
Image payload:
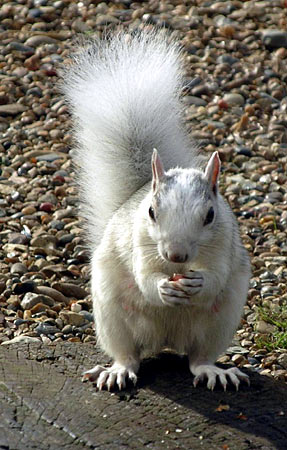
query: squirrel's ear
204 151 221 195
151 148 164 193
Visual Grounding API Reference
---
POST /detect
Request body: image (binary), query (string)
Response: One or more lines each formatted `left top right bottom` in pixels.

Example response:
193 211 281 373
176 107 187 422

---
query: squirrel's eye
149 206 156 222
204 207 214 226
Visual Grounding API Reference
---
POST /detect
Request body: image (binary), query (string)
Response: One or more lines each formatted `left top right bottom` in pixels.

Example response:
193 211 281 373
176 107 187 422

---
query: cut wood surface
0 343 286 449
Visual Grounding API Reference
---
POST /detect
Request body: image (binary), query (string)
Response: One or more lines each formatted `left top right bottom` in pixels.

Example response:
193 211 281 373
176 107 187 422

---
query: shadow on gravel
136 352 287 450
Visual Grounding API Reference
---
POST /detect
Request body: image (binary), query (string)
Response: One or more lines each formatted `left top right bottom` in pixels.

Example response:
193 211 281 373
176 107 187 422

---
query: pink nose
167 253 188 263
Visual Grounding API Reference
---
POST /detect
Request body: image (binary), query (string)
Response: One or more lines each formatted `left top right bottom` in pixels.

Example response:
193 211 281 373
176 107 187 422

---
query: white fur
62 29 199 248
63 29 251 390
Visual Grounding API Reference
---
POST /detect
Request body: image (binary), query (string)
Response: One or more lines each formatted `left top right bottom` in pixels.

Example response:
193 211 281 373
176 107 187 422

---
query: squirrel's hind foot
82 362 138 391
190 364 250 391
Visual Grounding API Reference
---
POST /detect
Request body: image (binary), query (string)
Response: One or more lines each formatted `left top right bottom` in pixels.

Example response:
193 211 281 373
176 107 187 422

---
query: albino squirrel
62 29 251 391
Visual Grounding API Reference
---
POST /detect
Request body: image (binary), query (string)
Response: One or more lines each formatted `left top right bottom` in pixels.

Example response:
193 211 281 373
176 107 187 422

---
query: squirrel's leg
189 362 249 391
188 273 250 391
83 359 139 391
82 256 140 391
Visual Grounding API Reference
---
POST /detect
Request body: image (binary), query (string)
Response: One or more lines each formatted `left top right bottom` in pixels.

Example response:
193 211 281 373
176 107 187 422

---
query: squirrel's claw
158 279 191 306
82 365 104 382
82 363 138 391
191 364 249 391
177 271 204 296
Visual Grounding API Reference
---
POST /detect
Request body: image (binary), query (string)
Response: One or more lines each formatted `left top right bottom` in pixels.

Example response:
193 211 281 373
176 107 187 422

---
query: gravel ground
0 0 287 386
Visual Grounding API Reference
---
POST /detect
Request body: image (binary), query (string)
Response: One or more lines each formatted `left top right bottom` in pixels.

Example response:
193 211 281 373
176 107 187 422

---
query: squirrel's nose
166 252 188 263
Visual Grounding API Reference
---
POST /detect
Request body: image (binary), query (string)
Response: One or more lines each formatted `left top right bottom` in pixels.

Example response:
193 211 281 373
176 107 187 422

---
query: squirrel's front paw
175 270 203 296
158 278 191 306
82 363 138 391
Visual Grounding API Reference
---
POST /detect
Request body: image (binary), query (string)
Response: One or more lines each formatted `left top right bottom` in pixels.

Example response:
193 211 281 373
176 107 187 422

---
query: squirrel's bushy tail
62 28 197 248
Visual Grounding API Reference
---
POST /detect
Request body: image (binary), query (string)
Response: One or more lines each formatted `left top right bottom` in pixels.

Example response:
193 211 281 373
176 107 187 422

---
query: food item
170 273 184 282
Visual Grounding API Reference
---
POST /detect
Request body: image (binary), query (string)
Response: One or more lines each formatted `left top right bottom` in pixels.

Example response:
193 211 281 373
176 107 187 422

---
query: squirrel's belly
125 305 198 355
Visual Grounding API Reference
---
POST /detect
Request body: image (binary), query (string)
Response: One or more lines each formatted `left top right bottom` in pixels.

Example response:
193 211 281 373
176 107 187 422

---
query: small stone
23 310 32 320
256 320 277 334
28 8 43 19
10 263 28 275
30 302 50 314
0 104 27 116
59 311 86 326
21 292 54 310
41 335 52 344
58 234 74 246
182 96 207 107
231 354 247 365
216 54 239 65
95 14 120 26
49 220 64 230
83 336 96 343
1 335 40 345
223 93 245 107
30 235 57 248
13 281 35 295
34 286 69 304
52 282 88 299
7 42 35 54
53 206 74 220
79 310 93 322
36 153 65 163
226 345 249 355
35 323 59 335
71 302 82 313
39 202 54 212
25 35 58 47
278 353 287 370
22 205 37 215
62 324 73 334
72 18 90 32
262 30 287 49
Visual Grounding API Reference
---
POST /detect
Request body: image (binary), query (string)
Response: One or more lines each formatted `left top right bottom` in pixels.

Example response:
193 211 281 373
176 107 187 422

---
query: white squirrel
62 29 251 391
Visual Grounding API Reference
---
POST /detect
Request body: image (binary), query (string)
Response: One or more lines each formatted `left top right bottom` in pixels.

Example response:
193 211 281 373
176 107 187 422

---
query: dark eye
204 207 214 226
149 206 156 222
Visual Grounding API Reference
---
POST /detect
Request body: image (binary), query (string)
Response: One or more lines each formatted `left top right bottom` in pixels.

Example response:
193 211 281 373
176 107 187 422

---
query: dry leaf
215 404 230 412
237 412 248 421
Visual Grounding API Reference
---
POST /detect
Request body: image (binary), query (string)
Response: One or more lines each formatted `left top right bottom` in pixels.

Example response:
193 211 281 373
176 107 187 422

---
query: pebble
10 263 28 275
52 282 88 299
49 220 64 230
35 322 60 335
13 281 35 295
261 30 287 49
39 202 54 212
21 292 54 310
62 324 73 334
223 93 245 107
34 285 69 304
71 302 82 313
36 153 65 163
79 310 93 322
25 35 59 47
216 54 239 65
58 234 75 246
183 96 207 107
278 354 287 370
7 42 35 54
54 207 74 220
1 335 40 345
255 320 277 334
30 235 57 248
59 311 86 327
0 104 27 116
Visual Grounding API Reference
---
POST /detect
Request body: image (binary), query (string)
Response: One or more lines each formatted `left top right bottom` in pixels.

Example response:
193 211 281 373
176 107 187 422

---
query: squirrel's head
147 149 221 264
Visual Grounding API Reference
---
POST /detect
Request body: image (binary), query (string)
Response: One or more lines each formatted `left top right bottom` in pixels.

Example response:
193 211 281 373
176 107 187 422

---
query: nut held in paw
169 273 184 282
